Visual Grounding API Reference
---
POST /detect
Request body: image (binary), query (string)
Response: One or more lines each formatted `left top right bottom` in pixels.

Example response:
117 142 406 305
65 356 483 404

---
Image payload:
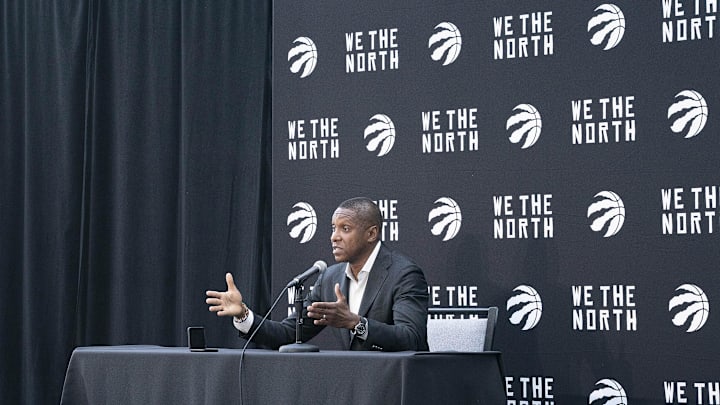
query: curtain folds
1 1 272 403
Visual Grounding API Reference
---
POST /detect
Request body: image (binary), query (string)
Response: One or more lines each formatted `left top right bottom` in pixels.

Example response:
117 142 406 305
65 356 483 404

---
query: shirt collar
345 241 382 281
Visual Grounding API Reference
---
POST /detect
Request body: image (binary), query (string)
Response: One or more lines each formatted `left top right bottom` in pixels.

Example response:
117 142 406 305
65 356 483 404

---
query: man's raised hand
206 273 245 317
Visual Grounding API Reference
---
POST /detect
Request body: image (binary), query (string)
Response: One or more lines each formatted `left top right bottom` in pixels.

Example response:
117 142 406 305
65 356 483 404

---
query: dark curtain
0 1 272 403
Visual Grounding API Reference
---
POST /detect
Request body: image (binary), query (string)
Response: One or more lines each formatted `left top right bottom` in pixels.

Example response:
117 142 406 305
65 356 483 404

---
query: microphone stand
279 282 319 352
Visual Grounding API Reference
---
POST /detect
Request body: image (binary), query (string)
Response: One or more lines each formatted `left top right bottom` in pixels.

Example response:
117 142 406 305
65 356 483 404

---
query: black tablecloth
60 346 506 404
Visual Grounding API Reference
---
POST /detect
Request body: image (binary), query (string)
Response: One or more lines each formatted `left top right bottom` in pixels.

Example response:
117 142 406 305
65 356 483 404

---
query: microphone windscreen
314 260 327 272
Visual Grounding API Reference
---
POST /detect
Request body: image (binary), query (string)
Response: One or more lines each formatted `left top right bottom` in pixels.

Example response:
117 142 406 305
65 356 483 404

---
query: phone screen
187 327 206 349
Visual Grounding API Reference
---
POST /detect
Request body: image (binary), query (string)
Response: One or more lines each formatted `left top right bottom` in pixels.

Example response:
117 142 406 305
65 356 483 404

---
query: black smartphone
187 326 218 352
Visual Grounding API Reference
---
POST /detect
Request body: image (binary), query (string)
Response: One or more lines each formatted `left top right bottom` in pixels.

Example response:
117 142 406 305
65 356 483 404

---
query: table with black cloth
60 345 506 404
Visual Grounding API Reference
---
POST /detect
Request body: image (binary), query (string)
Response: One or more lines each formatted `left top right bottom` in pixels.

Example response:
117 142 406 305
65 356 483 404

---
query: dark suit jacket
242 244 429 351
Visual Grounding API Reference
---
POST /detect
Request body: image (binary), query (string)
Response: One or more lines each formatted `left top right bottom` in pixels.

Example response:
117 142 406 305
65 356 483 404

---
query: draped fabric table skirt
61 345 506 405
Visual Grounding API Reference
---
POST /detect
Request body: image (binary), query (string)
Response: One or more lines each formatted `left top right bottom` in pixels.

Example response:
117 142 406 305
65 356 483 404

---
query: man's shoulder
382 244 416 263
324 262 347 277
381 244 423 274
326 261 344 271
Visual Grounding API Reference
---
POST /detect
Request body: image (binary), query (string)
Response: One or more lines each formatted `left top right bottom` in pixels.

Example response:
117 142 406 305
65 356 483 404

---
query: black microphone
286 260 327 288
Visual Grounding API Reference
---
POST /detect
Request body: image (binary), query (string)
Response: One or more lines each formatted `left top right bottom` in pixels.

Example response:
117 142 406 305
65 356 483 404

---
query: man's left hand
307 283 359 329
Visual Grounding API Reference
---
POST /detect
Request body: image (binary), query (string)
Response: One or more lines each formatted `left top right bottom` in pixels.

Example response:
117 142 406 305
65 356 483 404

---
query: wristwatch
352 317 368 338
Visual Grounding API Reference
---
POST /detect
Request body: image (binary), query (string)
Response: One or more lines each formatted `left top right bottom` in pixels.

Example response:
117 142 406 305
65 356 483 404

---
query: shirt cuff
233 309 255 334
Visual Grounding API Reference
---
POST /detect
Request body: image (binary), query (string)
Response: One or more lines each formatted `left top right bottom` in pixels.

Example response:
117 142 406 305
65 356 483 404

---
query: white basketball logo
288 37 317 78
364 114 396 157
588 4 625 50
287 202 317 244
428 197 462 241
668 90 708 139
669 284 709 333
589 379 627 405
587 191 625 237
507 285 542 330
506 104 542 149
428 22 462 66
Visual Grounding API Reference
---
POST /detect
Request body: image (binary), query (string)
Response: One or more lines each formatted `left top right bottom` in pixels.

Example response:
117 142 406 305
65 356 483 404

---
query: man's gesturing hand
307 283 360 329
206 273 246 318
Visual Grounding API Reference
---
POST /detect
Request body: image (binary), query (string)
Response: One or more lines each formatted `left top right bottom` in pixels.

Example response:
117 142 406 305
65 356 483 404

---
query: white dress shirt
345 241 381 315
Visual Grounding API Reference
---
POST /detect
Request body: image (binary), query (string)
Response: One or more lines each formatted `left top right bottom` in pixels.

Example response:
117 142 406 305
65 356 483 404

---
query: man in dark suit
206 197 429 351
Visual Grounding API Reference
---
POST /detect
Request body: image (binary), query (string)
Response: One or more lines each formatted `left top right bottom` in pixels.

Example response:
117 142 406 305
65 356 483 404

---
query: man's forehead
332 208 358 223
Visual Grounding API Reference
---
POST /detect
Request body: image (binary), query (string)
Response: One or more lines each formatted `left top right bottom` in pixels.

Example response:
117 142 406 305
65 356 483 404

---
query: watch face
354 318 367 335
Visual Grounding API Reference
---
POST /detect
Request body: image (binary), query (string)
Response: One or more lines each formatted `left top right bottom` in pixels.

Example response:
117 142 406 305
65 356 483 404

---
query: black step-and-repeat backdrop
272 1 718 403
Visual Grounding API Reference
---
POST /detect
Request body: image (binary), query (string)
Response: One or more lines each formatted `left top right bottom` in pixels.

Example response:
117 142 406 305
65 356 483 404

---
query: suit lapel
358 245 390 317
338 270 352 350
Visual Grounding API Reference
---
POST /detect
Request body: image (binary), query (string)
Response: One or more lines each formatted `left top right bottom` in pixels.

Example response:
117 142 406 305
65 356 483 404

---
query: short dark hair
337 197 382 230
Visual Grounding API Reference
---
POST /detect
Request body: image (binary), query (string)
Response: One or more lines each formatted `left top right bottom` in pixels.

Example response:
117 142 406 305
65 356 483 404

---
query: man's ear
367 225 379 243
